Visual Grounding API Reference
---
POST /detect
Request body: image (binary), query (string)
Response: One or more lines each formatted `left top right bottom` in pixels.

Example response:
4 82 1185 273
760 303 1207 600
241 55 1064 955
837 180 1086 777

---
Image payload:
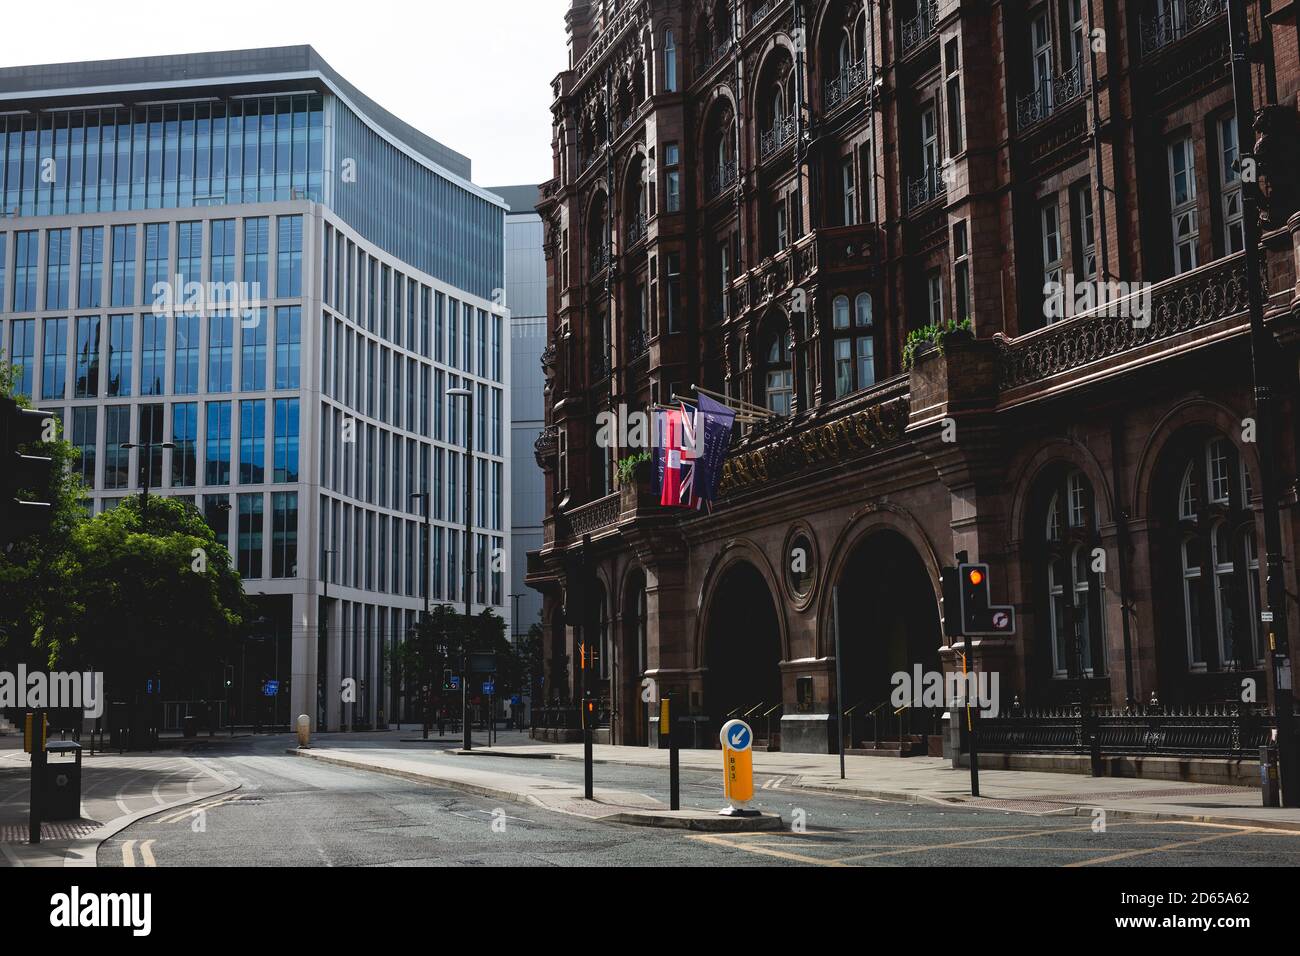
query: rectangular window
205 495 231 549
242 308 267 390
448 300 459 369
141 313 166 395
0 234 7 310
74 315 101 399
41 317 68 400
9 319 35 398
110 225 136 307
210 219 235 286
238 493 263 578
953 220 971 323
665 143 681 212
175 313 200 394
1041 198 1063 291
435 291 446 362
72 406 96 486
143 223 169 305
45 229 71 311
139 403 165 488
944 39 963 156
104 404 131 490
275 305 301 389
177 221 202 288
205 400 232 485
274 397 299 483
243 217 269 294
666 253 681 333
78 227 104 309
927 271 944 325
1071 180 1097 280
271 491 298 578
774 201 789 252
239 399 265 484
841 157 856 226
276 215 303 297
1168 136 1199 274
1219 115 1244 255
14 231 38 312
172 402 197 487
106 314 132 397
208 312 234 392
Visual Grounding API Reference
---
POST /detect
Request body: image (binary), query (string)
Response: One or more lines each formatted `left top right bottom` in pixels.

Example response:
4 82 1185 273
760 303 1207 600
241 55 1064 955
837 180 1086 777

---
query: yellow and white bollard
719 719 758 816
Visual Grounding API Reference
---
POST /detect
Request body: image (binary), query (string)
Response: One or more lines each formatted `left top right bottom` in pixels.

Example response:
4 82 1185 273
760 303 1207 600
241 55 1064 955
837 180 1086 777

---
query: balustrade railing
1016 63 1086 129
759 115 796 159
905 167 947 211
824 58 868 110
901 0 938 55
707 159 739 198
1140 0 1227 55
625 213 648 247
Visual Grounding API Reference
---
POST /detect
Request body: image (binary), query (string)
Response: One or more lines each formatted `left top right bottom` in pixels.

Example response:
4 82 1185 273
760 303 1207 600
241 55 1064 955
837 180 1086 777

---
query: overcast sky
0 0 570 188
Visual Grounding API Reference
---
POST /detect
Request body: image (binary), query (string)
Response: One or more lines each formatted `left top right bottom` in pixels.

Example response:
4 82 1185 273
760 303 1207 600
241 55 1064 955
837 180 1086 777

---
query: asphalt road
93 736 1300 867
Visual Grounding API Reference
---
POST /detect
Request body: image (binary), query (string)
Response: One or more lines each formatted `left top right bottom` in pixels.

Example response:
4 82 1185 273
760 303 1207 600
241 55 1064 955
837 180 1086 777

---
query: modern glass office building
0 47 510 731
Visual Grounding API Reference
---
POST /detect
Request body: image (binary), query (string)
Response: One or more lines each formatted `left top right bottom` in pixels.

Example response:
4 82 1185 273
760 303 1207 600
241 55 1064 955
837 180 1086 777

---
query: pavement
0 745 237 866
288 735 1300 832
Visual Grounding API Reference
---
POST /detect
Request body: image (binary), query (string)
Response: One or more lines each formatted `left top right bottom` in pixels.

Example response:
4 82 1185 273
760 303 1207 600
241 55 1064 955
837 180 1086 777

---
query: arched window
1173 436 1261 671
664 30 678 92
1041 469 1107 678
757 323 793 415
838 31 852 73
831 292 875 397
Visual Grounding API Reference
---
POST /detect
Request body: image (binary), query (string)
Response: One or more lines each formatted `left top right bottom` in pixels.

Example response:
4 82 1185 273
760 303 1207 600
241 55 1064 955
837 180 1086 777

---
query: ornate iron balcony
901 0 938 55
824 58 868 111
707 159 739 198
627 327 649 360
759 115 797 159
590 351 612 381
1016 64 1086 130
704 38 735 70
750 1 776 27
1140 0 1227 55
590 242 611 277
906 168 947 212
625 213 648 247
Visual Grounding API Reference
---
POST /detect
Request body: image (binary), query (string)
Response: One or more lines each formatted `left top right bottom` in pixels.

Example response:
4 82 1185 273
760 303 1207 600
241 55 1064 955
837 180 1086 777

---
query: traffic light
224 665 234 689
941 562 1016 637
582 693 596 730
1 396 56 547
442 667 454 691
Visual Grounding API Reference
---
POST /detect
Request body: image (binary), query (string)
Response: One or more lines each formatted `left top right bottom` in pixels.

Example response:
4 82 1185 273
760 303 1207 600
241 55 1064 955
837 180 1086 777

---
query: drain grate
0 820 103 843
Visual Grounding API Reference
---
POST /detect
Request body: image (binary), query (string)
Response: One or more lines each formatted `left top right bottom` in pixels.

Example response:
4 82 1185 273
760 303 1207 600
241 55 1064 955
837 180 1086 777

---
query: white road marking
121 840 136 868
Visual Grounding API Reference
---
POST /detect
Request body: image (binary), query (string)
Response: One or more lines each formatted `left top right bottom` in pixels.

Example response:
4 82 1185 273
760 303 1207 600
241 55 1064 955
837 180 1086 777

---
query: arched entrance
620 569 648 745
835 530 942 748
703 561 783 739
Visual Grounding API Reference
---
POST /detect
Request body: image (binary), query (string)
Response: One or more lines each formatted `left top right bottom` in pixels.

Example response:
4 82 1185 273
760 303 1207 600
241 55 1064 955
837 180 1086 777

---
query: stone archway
834 529 942 750
702 561 783 744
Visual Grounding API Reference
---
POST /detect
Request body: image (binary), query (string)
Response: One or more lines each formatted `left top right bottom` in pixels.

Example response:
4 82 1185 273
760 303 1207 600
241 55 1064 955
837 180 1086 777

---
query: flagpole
689 383 775 417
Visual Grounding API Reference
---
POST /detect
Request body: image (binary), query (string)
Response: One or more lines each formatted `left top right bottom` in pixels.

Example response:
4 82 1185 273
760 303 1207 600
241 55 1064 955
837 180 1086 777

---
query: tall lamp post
120 439 175 528
409 488 434 735
448 386 474 751
1228 0 1298 805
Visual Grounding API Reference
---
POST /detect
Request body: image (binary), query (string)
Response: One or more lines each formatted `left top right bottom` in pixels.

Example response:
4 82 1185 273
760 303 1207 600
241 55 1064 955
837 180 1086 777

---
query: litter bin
183 715 197 739
44 741 83 820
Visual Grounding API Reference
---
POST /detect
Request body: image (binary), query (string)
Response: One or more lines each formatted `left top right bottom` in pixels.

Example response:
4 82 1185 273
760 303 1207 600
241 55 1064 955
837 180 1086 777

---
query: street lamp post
120 439 175 528
1228 0 1298 806
448 386 473 752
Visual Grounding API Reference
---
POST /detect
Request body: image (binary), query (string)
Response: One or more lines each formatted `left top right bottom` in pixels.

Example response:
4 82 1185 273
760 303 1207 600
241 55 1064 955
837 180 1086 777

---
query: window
110 225 136 307
104 405 131 490
275 305 301 389
664 30 678 92
41 318 68 400
45 229 71 311
841 157 857 226
237 493 263 578
242 309 267 390
143 224 168 305
276 215 303 297
953 220 971 323
1041 198 1063 292
172 402 197 487
927 271 944 325
14 231 38 312
138 404 165 488
74 316 101 399
1042 469 1106 678
175 313 200 394
78 227 104 309
774 200 789 252
666 253 682 332
210 219 235 287
1173 435 1261 671
71 406 96 486
760 326 793 415
920 107 938 184
0 234 7 311
204 495 231 549
1071 181 1097 280
106 314 132 397
1219 115 1244 254
243 217 269 294
177 221 201 289
665 143 681 212
9 320 35 398
1168 136 1198 274
139 314 165 396
205 400 232 485
208 312 233 392
831 293 875 397
239 399 265 484
271 491 298 578
1068 0 1086 66
945 39 963 156
1030 11 1053 110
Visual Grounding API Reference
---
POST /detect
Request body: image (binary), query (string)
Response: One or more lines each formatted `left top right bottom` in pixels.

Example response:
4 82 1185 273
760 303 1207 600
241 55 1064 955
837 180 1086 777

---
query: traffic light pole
1228 0 1297 807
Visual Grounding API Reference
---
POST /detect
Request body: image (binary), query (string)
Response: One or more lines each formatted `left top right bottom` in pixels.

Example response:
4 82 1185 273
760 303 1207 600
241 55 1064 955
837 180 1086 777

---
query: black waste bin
44 741 83 820
183 715 197 739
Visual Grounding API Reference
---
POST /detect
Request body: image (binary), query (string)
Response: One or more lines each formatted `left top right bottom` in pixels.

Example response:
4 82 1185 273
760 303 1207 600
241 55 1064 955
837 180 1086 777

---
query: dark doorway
704 561 783 738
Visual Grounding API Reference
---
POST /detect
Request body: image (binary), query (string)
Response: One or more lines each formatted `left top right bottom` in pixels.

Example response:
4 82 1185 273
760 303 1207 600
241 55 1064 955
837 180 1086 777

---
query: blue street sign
450 676 460 690
510 695 520 705
723 721 752 751
263 680 280 697
482 681 495 695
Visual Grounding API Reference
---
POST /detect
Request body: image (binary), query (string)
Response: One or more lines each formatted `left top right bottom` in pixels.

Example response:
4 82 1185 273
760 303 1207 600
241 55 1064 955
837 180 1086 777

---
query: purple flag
694 394 737 504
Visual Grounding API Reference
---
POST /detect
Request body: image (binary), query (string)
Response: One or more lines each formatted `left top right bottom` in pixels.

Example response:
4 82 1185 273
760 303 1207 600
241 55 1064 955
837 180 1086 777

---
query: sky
0 0 571 188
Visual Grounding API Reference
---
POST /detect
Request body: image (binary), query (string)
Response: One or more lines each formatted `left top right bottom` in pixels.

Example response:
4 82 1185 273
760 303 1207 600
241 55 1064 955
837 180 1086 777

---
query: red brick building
528 0 1300 752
